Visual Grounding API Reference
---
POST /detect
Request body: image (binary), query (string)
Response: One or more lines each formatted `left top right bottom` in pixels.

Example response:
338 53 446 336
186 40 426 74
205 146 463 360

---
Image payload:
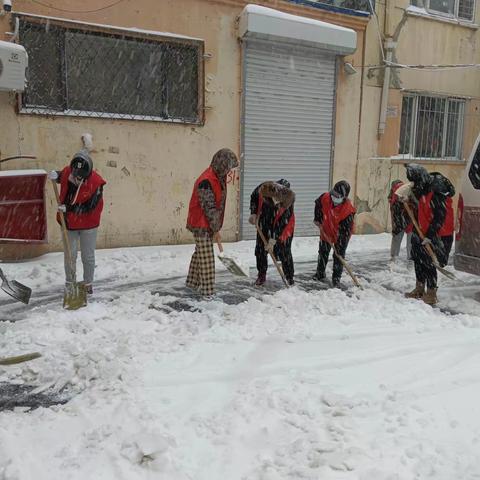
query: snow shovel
403 202 457 281
255 222 289 288
215 235 249 277
0 267 32 304
0 352 41 366
51 180 87 310
331 244 363 289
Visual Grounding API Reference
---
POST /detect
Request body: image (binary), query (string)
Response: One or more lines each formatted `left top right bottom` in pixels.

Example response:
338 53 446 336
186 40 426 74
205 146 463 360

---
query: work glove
213 232 221 243
248 214 257 225
57 204 67 213
422 237 432 246
395 182 414 202
48 170 59 180
267 238 276 251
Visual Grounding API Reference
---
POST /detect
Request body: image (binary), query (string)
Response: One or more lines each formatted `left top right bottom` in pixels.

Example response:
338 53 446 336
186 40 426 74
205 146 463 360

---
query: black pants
255 234 294 282
316 238 349 283
411 233 453 289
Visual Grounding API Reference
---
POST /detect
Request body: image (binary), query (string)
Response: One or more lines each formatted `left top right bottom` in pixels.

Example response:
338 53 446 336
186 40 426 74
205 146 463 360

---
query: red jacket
320 193 356 244
58 166 106 230
187 166 224 230
418 191 454 237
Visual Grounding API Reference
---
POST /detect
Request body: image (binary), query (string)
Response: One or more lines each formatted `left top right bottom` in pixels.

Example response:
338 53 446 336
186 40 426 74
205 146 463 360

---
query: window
18 17 204 123
469 142 480 189
399 94 465 160
411 0 475 22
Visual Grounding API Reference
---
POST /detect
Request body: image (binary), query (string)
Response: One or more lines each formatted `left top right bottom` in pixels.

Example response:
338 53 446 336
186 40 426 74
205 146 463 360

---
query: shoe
332 278 341 288
405 281 425 299
312 272 326 281
84 283 93 295
422 288 438 305
255 272 266 286
287 278 294 286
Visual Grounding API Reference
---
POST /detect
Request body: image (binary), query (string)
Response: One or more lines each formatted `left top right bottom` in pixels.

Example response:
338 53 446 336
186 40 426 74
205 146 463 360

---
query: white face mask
331 194 344 206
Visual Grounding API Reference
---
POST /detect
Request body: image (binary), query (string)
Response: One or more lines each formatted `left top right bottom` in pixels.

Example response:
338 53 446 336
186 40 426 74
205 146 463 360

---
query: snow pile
1 235 479 479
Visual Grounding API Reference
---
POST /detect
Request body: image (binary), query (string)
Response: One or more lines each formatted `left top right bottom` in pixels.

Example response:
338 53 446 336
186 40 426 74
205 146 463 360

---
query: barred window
18 17 204 123
410 0 475 21
399 94 465 160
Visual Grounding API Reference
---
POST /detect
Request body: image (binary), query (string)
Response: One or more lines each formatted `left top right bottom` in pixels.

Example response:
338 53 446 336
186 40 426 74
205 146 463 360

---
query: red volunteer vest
187 166 224 230
418 191 454 237
273 207 295 242
320 193 356 243
58 166 106 230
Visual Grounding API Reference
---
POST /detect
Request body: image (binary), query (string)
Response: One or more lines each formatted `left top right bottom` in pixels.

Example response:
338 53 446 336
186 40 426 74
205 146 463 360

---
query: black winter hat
70 150 93 179
332 180 351 198
405 163 430 187
277 178 291 189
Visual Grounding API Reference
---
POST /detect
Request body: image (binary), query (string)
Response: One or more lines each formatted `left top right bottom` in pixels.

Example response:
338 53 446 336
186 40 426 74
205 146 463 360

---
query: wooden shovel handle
51 180 75 274
255 221 289 287
331 243 362 289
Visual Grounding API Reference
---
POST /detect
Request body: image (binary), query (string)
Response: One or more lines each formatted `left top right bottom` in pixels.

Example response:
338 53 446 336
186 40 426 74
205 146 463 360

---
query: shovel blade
217 255 249 277
1 278 32 304
63 282 87 310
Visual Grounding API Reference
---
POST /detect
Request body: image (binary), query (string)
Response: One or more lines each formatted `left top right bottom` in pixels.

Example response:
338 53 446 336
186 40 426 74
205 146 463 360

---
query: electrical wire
29 0 125 14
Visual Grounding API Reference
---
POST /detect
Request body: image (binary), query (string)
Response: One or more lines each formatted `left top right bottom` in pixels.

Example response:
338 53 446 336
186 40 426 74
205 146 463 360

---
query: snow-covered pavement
1 234 479 480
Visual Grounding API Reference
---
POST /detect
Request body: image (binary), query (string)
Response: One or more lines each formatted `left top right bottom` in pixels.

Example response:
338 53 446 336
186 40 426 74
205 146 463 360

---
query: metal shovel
0 267 32 304
51 180 87 310
215 236 249 277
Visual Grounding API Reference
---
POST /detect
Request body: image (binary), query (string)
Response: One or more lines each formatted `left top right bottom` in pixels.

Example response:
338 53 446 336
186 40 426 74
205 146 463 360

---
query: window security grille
18 17 204 124
399 94 465 160
411 0 475 21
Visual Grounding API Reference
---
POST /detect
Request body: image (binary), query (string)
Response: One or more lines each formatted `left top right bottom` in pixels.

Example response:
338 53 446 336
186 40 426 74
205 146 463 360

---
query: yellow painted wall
355 0 480 232
0 0 369 255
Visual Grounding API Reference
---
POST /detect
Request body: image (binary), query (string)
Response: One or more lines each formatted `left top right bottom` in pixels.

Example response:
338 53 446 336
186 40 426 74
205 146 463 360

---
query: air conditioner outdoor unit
0 40 27 92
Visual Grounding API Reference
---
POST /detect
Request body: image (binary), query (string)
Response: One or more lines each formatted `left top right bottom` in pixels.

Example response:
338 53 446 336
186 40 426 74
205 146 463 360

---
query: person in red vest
48 150 106 294
249 179 296 286
388 179 413 261
313 180 356 287
400 164 455 305
186 148 239 296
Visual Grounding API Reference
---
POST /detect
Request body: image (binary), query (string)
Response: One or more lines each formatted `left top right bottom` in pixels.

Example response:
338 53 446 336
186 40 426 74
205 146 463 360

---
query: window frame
15 14 206 125
414 0 475 22
399 93 466 161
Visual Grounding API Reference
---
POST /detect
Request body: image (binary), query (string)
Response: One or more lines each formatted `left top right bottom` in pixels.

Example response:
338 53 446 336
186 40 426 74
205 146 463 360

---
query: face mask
330 195 343 206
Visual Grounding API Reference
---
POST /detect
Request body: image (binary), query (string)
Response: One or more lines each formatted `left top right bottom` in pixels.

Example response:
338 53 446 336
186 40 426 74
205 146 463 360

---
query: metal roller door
241 38 337 239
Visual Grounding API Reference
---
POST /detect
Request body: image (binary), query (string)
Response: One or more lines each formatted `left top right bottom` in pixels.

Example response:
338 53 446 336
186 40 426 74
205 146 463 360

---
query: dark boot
405 281 425 299
312 271 326 281
287 277 294 286
255 272 266 286
422 288 438 305
84 283 93 295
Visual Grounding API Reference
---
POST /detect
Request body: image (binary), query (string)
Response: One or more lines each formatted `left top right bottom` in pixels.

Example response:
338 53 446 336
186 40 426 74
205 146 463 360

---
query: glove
395 182 414 202
48 170 59 180
248 214 257 225
267 238 276 251
213 232 221 243
422 237 432 246
313 221 321 228
58 204 67 213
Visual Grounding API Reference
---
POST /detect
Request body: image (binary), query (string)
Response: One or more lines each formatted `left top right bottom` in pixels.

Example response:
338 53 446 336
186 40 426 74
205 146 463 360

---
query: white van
454 135 480 275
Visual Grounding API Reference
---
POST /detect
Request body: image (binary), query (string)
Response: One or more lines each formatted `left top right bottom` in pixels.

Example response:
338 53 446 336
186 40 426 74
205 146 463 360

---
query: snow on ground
1 234 480 480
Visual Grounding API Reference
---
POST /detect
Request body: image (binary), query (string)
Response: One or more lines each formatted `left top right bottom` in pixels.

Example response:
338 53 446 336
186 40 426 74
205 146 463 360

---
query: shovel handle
51 180 75 275
0 352 41 366
331 243 362 289
403 201 458 281
255 221 289 287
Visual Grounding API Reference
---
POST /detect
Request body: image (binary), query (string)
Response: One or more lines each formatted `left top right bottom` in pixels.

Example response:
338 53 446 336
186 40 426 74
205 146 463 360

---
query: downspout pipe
378 39 396 137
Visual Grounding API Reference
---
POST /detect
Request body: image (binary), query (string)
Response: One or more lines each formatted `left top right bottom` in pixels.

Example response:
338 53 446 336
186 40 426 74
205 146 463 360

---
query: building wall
355 0 480 232
0 0 368 257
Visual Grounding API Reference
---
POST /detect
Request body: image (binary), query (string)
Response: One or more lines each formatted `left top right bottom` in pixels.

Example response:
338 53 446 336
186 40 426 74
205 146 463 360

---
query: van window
469 142 480 189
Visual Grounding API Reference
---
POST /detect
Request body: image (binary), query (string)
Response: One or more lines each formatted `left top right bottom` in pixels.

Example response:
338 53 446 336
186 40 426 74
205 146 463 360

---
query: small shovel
215 236 249 277
51 180 87 310
0 267 32 304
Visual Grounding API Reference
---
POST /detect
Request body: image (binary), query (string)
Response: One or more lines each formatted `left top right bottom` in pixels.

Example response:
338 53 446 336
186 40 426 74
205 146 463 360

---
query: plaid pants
186 234 215 295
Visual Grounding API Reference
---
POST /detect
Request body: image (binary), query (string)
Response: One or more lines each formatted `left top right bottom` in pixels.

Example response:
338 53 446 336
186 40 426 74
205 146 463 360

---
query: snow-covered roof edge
239 4 357 55
13 11 203 42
